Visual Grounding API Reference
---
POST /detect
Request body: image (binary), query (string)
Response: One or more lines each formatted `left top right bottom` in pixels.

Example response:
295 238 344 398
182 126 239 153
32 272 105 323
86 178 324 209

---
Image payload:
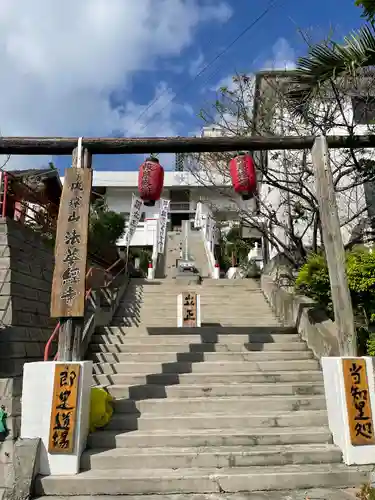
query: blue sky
0 0 365 174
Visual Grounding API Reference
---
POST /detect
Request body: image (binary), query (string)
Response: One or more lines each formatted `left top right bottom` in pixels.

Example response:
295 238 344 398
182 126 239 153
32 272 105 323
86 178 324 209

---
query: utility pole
311 136 356 356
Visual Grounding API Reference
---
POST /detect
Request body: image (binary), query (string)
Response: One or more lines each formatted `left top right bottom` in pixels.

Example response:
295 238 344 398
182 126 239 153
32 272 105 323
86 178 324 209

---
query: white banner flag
157 198 170 254
124 194 143 248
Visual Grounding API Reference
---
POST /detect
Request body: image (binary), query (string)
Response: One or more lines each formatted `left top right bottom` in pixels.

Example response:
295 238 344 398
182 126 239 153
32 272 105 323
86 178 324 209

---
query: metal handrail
43 257 127 361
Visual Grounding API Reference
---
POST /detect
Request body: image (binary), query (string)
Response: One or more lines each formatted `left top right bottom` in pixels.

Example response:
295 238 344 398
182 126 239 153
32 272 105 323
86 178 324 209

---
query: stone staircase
35 279 370 497
164 231 182 279
164 229 210 279
188 230 210 278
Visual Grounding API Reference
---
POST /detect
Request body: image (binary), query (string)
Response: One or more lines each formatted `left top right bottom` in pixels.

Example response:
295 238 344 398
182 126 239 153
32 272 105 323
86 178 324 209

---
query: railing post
51 139 93 361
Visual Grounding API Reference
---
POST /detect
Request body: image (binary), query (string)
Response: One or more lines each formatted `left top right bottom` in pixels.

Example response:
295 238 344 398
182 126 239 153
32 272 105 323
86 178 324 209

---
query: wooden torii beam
0 134 374 154
14 133 363 359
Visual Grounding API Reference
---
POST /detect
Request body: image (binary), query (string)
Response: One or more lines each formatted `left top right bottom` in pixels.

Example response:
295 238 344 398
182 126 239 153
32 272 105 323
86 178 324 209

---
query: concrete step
93 370 324 386
112 395 326 414
105 381 325 399
122 289 268 295
89 351 313 364
81 444 342 470
31 491 363 500
103 409 328 431
93 331 300 343
129 280 262 288
92 359 320 375
35 464 371 495
116 319 282 327
90 341 308 353
124 290 265 298
87 426 333 449
117 306 276 315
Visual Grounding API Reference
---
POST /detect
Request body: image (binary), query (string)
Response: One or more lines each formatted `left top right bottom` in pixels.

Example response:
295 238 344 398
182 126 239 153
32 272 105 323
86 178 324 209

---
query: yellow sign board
342 358 375 446
48 364 80 454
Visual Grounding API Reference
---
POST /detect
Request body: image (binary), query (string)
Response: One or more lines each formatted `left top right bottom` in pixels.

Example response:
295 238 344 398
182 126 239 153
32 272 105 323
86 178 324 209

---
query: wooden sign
48 363 80 454
342 358 375 446
182 292 198 327
51 167 92 317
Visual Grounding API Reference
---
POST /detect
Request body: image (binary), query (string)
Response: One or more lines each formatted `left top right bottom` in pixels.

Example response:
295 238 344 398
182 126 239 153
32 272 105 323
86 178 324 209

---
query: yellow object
89 387 114 433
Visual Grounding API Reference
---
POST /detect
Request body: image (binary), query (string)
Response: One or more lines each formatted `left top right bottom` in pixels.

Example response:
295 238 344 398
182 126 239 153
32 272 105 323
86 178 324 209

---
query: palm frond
288 25 375 112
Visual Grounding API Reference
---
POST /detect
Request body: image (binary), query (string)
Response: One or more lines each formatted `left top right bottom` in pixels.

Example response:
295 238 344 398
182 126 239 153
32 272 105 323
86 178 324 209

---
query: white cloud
261 37 296 71
0 0 231 169
188 52 205 77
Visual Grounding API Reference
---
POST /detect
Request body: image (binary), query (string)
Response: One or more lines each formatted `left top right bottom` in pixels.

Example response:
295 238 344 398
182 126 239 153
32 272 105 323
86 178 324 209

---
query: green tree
89 199 126 248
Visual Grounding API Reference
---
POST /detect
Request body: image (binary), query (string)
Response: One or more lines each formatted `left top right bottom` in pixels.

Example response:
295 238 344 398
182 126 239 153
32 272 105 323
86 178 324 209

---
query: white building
90 169 231 249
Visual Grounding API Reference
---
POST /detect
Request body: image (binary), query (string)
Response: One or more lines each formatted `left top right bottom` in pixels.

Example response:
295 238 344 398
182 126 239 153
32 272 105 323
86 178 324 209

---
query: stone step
93 331 300 343
35 464 371 496
116 319 281 327
92 359 320 375
112 395 326 415
90 350 313 364
104 381 325 399
117 306 275 315
93 370 324 386
122 298 267 304
125 285 264 292
124 293 266 301
81 444 342 470
87 426 333 449
103 409 328 431
31 491 362 500
90 341 308 353
128 280 262 287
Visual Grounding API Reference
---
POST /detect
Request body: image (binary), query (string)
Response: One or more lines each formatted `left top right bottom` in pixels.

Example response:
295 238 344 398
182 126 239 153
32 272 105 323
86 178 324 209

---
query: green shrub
346 249 375 323
295 249 375 355
295 253 331 313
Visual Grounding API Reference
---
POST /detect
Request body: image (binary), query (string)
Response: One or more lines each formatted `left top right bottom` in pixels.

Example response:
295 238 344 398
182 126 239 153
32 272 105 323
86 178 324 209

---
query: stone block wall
0 217 56 494
0 217 56 378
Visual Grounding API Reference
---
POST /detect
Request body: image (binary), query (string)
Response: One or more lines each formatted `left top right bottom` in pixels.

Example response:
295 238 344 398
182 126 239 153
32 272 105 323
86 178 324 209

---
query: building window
352 96 375 125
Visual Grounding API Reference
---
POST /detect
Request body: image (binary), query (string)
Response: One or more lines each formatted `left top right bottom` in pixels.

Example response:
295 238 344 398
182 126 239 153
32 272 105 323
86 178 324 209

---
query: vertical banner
124 194 143 249
157 198 170 254
194 201 202 229
207 216 214 247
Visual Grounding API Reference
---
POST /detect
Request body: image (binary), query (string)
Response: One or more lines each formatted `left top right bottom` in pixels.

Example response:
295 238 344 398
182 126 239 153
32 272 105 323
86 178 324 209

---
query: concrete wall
261 274 341 359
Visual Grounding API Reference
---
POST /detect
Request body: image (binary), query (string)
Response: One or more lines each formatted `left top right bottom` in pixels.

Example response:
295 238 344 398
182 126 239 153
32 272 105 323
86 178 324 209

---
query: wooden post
51 142 92 361
311 136 356 356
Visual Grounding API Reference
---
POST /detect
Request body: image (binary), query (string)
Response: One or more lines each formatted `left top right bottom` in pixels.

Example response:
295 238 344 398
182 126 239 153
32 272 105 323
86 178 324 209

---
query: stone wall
261 273 341 359
0 218 56 377
0 217 56 495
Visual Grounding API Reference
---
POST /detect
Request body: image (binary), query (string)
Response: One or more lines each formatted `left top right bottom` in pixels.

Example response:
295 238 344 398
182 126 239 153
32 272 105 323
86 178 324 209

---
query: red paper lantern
138 156 164 207
229 152 257 201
